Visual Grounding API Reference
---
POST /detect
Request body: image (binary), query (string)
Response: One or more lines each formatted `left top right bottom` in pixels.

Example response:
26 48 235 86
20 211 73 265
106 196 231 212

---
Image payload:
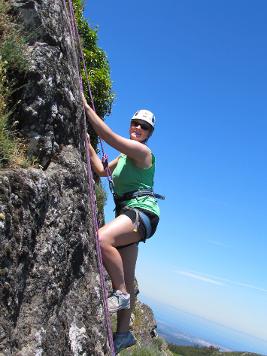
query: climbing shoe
108 290 130 313
113 331 136 354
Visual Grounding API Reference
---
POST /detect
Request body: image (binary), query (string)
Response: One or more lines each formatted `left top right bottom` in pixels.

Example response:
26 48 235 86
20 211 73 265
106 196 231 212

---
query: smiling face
129 119 152 142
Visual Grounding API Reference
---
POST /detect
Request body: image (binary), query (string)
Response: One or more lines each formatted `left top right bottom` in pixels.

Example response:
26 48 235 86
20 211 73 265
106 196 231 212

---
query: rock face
132 300 157 342
0 0 110 355
10 0 83 169
0 148 109 355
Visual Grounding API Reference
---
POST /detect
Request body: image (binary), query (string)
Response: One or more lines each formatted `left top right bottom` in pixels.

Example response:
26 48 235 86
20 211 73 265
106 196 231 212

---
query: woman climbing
82 95 160 354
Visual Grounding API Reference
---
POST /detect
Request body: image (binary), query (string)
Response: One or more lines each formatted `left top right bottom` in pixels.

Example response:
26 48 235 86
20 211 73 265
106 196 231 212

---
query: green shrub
72 0 114 119
152 336 165 350
120 342 162 356
168 344 220 356
95 181 107 212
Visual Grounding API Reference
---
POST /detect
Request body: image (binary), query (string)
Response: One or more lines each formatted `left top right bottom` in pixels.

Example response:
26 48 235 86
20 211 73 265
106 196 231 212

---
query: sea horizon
139 294 267 355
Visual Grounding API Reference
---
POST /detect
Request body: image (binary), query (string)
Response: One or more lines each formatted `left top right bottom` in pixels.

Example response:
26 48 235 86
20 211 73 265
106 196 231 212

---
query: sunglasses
131 120 150 131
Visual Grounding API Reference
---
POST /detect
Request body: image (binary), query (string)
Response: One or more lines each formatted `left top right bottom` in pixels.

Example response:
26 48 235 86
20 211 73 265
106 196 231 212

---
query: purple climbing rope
67 0 114 188
66 1 115 198
64 1 115 355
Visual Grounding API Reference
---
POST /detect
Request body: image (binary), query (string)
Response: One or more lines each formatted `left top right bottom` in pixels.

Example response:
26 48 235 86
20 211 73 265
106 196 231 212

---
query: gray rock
10 0 83 168
0 147 109 355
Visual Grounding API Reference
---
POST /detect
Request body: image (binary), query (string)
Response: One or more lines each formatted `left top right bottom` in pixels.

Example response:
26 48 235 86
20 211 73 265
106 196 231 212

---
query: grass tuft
0 0 29 168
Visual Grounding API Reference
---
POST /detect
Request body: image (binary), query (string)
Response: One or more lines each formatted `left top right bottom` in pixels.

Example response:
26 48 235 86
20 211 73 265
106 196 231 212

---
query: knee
98 229 110 250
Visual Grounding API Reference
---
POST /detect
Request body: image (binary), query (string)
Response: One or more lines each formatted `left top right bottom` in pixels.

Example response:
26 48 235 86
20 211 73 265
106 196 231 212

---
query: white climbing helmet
131 109 156 129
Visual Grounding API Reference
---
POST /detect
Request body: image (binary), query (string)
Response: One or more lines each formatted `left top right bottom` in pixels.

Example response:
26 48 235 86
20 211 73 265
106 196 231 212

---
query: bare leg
98 215 141 293
117 244 138 332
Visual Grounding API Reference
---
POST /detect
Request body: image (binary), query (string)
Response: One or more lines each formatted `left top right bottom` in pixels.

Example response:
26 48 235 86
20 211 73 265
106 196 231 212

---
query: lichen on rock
0 146 109 355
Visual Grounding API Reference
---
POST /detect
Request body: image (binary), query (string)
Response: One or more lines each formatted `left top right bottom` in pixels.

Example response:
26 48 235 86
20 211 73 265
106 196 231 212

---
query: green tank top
112 153 160 217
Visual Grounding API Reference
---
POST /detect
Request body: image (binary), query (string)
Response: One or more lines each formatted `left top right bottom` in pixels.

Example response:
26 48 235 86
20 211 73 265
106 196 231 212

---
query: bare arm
88 141 119 177
83 96 151 165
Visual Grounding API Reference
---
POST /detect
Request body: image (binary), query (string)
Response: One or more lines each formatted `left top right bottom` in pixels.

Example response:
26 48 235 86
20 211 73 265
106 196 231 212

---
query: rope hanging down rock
68 0 115 194
64 0 115 354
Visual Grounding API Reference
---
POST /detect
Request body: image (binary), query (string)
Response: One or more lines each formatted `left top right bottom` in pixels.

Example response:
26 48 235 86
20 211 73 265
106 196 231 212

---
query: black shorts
118 207 159 243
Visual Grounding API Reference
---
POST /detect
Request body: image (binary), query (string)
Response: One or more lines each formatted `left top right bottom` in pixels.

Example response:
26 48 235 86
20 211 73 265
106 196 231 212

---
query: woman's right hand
82 93 90 110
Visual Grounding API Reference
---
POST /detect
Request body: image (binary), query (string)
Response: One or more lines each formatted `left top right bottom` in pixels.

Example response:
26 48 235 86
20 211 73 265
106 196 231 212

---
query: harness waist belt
114 189 165 204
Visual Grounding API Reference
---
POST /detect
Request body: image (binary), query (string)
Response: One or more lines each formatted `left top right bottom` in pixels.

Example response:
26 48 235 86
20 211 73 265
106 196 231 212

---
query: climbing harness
123 207 152 238
114 189 164 238
114 189 165 205
64 1 115 354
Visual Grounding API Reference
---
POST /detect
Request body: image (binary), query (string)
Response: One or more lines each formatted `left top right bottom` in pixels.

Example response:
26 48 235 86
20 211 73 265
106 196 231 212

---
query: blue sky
84 0 267 350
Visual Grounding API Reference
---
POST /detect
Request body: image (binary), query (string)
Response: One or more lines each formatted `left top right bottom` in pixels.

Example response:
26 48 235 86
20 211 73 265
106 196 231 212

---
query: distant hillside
168 343 263 356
